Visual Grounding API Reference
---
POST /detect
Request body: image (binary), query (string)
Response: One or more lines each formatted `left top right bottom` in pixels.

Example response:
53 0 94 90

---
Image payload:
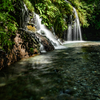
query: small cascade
67 7 82 41
35 14 60 48
40 43 46 53
19 3 29 29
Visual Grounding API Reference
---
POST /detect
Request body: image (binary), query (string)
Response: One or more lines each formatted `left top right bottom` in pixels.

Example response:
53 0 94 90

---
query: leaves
23 0 34 12
0 0 18 50
34 0 73 36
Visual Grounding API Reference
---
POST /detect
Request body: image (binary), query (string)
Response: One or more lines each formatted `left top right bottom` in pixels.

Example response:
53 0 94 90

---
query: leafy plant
23 0 34 12
0 0 18 51
30 48 34 53
33 0 73 37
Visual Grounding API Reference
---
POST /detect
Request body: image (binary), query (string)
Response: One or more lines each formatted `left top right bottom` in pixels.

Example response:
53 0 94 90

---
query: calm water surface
0 41 100 100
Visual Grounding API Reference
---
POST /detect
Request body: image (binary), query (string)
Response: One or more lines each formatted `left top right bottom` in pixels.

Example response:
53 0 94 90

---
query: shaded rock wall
13 0 29 29
0 30 40 70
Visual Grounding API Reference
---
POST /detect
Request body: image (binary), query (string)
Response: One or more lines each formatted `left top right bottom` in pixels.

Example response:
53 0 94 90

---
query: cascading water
67 24 72 41
35 14 60 48
67 15 72 41
20 3 29 29
67 7 82 41
40 43 46 53
73 7 82 41
64 0 82 41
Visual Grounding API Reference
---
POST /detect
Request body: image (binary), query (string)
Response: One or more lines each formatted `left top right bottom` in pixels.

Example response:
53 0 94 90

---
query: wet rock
34 48 38 54
63 89 74 94
93 94 100 98
68 58 75 61
76 52 83 54
0 49 7 70
14 1 29 29
57 93 80 100
54 69 59 73
57 93 73 100
36 33 54 52
77 80 81 83
73 87 77 90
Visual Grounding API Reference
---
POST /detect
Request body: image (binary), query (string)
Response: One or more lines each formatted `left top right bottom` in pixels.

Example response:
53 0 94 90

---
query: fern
0 0 18 51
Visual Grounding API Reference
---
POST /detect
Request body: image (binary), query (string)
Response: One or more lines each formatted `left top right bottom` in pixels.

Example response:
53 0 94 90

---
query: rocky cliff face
0 30 39 69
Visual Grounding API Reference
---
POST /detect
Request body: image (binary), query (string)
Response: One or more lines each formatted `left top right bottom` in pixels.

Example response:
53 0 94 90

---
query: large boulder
36 33 54 51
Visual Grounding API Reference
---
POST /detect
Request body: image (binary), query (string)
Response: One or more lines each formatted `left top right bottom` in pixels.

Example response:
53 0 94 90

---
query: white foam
63 40 86 44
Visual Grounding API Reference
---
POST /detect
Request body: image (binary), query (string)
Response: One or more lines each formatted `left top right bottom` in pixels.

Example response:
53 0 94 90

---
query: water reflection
0 41 100 100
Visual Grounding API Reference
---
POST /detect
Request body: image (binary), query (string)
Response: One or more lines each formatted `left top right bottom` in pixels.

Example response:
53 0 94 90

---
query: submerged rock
63 89 74 94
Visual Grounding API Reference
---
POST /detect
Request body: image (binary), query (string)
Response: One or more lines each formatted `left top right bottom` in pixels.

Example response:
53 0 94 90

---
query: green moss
30 48 34 53
23 0 34 12
0 46 2 49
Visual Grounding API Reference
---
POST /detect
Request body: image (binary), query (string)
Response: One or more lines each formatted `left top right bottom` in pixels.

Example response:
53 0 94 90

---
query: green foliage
32 0 73 36
83 33 87 40
95 20 100 29
0 0 35 51
30 48 34 53
30 0 100 37
69 0 100 29
23 0 34 12
0 0 15 12
0 0 18 51
68 0 89 27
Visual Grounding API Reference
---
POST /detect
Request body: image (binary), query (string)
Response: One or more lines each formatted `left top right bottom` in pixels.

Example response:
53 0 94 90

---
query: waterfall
73 7 82 41
64 0 82 41
67 7 82 41
35 14 60 48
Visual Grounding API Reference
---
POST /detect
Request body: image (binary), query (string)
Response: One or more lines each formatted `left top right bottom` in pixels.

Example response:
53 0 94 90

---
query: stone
34 48 38 54
63 89 74 94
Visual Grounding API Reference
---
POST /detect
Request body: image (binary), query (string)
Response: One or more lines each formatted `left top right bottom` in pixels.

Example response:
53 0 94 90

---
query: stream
0 41 100 100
